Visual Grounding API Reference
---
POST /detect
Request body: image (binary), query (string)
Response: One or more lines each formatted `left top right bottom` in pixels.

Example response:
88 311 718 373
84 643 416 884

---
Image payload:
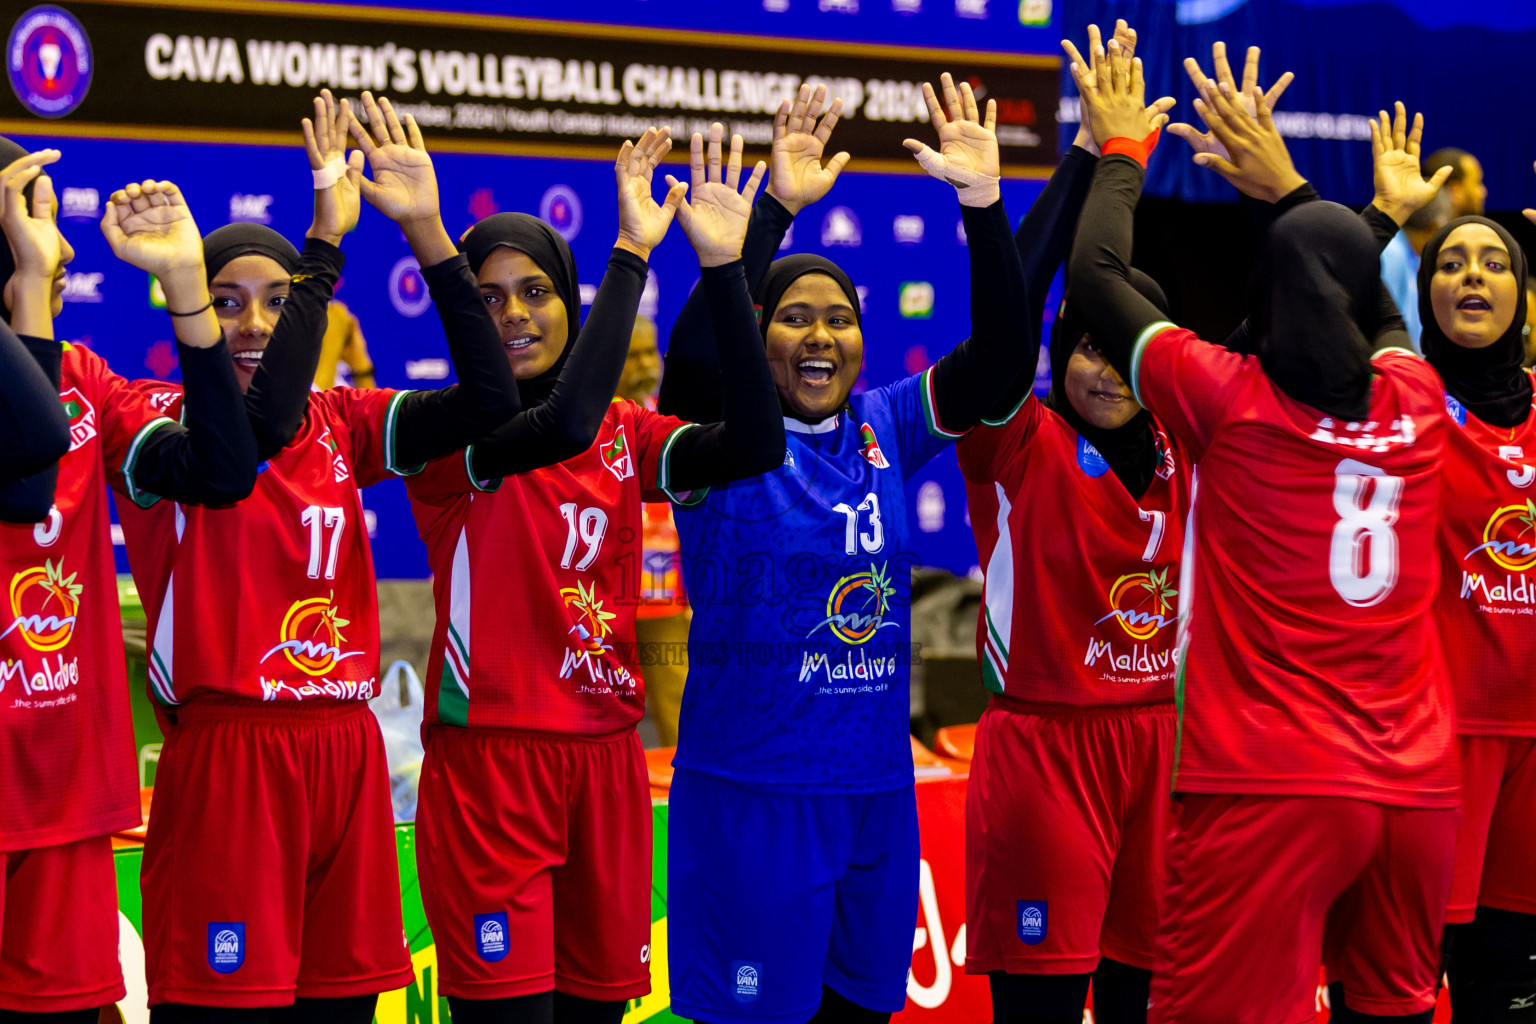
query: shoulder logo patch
859 422 890 469
600 425 635 482
59 388 96 451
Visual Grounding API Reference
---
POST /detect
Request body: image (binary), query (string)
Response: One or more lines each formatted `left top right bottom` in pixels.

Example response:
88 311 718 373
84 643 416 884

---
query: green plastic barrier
112 812 683 1023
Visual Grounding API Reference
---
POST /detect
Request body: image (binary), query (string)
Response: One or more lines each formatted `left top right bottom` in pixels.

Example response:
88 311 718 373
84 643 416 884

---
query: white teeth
506 336 536 350
798 359 835 370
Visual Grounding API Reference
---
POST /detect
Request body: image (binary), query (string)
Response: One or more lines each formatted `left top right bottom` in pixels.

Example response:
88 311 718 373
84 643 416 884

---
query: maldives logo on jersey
858 423 890 469
562 580 617 654
1 559 81 652
599 426 634 482
1095 568 1178 639
261 593 364 676
807 562 899 645
59 387 96 451
7 6 93 119
1465 500 1536 573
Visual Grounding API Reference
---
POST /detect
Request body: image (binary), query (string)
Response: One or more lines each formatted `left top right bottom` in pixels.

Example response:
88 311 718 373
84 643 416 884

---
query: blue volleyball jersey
668 369 957 794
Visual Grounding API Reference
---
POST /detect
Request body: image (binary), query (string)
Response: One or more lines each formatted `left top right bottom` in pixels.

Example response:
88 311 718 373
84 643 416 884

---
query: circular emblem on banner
388 256 432 318
7 6 92 118
539 185 582 242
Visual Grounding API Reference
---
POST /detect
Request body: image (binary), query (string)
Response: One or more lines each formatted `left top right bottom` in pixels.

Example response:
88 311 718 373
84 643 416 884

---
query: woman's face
1064 335 1142 430
1429 223 1520 350
764 273 863 421
477 247 569 379
210 253 290 393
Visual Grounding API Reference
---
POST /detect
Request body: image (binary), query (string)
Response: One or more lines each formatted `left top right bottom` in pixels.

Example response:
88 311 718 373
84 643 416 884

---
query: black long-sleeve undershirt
466 248 648 479
243 241 520 472
658 192 795 424
1067 154 1162 380
656 261 784 492
986 145 1100 419
0 331 69 522
131 339 259 506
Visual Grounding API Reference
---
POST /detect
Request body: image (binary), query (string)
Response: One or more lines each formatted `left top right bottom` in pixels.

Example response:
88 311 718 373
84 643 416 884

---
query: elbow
463 387 521 436
0 494 56 525
734 423 787 478
200 460 258 507
546 416 602 465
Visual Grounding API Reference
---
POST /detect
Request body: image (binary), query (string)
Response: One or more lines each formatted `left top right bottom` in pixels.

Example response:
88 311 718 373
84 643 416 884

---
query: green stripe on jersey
437 659 469 727
658 423 709 506
920 366 966 439
383 390 424 476
120 417 176 509
1128 320 1177 407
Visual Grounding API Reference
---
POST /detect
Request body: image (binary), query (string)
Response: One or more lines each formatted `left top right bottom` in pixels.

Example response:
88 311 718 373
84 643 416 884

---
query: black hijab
1046 268 1169 498
1417 215 1531 428
1249 202 1379 422
201 223 299 282
459 212 580 407
754 254 862 423
0 135 39 320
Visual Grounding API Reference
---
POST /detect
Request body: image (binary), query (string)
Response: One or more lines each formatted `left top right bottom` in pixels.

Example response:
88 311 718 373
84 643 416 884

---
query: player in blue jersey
656 77 1032 1024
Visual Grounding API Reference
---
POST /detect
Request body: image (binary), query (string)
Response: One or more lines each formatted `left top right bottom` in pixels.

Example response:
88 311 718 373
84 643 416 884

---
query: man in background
619 315 690 746
317 298 375 388
1379 187 1450 349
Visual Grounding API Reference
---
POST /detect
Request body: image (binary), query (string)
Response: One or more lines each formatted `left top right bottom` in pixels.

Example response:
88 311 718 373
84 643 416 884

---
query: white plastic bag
369 660 425 823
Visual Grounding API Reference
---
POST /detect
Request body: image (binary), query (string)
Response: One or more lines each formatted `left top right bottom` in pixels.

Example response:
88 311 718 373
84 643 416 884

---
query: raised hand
101 180 205 278
303 88 364 245
1526 161 1536 228
1369 103 1452 226
0 150 63 283
665 125 766 268
1167 41 1293 164
1062 21 1174 154
1069 39 1170 152
768 84 850 214
1185 79 1306 202
347 91 439 227
614 127 687 260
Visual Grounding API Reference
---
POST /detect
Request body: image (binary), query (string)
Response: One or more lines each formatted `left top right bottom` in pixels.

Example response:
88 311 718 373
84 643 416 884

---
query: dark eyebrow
211 278 290 291
778 301 855 315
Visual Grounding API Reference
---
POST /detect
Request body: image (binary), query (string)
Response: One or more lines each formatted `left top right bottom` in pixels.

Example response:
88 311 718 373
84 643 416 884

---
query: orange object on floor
646 746 676 797
934 723 977 764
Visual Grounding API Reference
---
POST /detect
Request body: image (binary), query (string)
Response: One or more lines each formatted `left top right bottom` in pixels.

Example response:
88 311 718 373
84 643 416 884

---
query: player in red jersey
116 92 519 1023
0 138 257 1021
1070 44 1457 1023
960 24 1195 1024
404 125 783 1024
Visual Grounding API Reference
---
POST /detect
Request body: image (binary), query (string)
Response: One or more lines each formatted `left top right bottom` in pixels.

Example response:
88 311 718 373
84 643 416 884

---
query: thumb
1524 209 1536 227
1427 165 1453 191
357 175 380 206
1194 152 1242 180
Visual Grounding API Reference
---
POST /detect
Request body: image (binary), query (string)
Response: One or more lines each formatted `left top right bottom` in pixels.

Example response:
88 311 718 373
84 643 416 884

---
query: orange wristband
1102 128 1161 168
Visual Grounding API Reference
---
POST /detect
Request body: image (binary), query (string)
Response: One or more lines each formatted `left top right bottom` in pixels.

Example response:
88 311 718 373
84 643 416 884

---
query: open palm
349 91 438 225
769 84 850 213
1 152 62 279
667 125 766 267
1167 42 1293 163
101 181 204 277
616 127 684 254
921 73 1000 179
1371 102 1451 220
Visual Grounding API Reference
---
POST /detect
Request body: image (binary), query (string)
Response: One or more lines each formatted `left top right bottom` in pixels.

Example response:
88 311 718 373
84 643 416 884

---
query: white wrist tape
311 156 347 190
909 143 1001 208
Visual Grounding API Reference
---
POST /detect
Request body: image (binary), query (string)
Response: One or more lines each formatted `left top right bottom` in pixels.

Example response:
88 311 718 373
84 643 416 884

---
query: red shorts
965 700 1174 974
0 835 124 1012
1149 794 1456 1023
1449 734 1536 923
142 700 413 1007
416 727 652 1002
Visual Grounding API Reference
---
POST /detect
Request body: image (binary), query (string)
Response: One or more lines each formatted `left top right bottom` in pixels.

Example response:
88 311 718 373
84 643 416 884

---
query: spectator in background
316 297 376 387
1425 147 1488 217
619 314 690 746
1379 186 1450 348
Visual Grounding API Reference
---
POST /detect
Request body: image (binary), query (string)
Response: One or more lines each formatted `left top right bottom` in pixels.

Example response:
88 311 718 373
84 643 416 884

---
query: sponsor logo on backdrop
818 0 859 11
821 205 861 247
539 184 582 241
388 256 433 317
144 339 177 379
733 962 763 1003
763 0 790 10
60 186 98 219
405 358 449 380
229 192 273 223
1018 0 1051 25
956 0 989 16
59 387 96 449
893 0 922 11
640 267 660 318
208 923 244 973
578 282 597 306
779 222 794 250
61 271 102 303
899 281 934 319
7 5 93 118
854 284 869 313
467 186 498 223
917 480 945 532
893 214 924 244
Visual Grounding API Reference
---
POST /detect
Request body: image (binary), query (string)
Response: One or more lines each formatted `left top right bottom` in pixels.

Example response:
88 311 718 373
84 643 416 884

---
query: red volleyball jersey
958 394 1190 706
1133 327 1457 808
1 345 172 851
406 399 691 735
1435 376 1536 735
117 385 411 708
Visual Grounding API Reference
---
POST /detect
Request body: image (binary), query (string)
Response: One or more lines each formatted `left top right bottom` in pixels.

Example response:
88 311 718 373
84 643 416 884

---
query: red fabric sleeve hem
1101 128 1161 168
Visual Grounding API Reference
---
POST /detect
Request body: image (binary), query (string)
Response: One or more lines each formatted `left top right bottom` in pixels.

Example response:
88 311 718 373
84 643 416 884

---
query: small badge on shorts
207 922 245 973
475 912 509 962
731 960 763 1003
1016 901 1047 945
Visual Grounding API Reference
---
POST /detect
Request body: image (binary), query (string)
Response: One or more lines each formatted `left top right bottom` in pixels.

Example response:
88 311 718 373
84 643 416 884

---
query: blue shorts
667 770 919 1023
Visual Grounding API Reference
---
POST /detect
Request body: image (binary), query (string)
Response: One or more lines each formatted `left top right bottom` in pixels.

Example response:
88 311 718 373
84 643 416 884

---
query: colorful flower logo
1465 500 1536 573
808 562 897 645
562 580 617 653
1097 568 1178 640
262 593 362 676
2 559 81 651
